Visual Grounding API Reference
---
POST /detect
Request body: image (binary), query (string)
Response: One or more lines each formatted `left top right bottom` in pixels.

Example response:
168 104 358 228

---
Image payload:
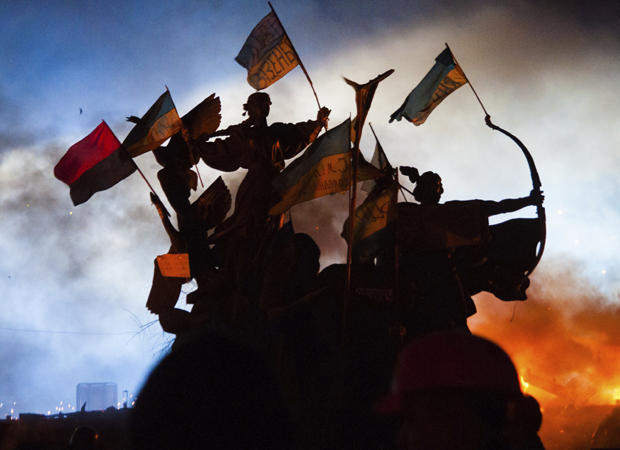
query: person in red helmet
376 331 545 450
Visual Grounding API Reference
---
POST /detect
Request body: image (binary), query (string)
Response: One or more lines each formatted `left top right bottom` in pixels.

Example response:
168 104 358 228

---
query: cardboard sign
156 253 190 278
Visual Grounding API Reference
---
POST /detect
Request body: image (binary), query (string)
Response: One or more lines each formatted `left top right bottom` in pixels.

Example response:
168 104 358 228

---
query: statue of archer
397 166 544 336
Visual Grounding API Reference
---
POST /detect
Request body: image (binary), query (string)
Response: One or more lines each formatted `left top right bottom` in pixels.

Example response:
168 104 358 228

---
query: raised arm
272 106 331 160
484 189 544 217
190 126 246 173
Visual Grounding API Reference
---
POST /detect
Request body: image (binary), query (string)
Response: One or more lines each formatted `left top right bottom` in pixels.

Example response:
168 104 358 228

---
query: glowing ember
521 376 530 393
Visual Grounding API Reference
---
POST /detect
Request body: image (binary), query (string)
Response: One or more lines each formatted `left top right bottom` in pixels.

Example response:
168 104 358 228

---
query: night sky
2 0 620 414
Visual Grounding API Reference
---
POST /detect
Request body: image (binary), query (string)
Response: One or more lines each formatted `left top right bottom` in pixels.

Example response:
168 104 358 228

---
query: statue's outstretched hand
400 166 420 183
529 189 544 206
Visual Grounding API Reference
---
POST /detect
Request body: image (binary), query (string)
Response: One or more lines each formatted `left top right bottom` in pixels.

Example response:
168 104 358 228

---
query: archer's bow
485 115 546 275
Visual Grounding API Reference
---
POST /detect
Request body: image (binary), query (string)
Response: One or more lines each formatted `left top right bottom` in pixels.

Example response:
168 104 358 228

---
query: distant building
76 383 118 411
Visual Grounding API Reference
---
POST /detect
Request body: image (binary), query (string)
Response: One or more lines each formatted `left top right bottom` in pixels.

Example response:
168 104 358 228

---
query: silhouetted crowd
129 329 546 450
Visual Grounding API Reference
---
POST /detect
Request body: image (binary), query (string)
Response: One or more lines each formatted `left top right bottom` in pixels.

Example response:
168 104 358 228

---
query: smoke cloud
470 256 620 406
2 0 620 415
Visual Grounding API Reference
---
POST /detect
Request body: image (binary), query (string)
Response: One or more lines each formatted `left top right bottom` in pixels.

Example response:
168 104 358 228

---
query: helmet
376 331 522 414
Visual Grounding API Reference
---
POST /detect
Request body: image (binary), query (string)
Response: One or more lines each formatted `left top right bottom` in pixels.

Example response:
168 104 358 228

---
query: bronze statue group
130 86 546 449
54 14 548 447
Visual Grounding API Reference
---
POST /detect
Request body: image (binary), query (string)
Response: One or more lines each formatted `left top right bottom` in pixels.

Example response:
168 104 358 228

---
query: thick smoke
470 256 620 406
0 143 172 414
288 191 351 268
3 0 620 416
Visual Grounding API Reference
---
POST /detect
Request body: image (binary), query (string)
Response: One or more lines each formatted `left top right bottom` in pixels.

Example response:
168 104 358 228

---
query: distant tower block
76 382 118 411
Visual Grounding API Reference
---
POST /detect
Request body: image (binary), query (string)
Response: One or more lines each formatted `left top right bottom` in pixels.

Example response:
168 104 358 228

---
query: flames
520 376 530 393
468 256 620 408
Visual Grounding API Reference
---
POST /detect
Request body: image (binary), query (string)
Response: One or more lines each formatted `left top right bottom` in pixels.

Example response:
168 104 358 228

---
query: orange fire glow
520 376 530 393
468 258 620 409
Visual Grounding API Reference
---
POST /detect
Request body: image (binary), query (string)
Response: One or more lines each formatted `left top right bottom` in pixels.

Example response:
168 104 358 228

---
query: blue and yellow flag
362 138 392 194
342 177 398 264
270 119 383 216
123 90 182 157
235 11 298 90
390 48 467 126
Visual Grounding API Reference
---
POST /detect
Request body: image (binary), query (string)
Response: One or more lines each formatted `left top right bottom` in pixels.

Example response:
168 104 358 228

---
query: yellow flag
235 12 299 90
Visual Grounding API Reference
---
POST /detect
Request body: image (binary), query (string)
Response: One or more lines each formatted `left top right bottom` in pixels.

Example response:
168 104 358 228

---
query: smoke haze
1 0 620 415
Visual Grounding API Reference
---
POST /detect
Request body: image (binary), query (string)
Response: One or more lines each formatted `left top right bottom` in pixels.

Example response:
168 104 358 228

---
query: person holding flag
190 92 330 302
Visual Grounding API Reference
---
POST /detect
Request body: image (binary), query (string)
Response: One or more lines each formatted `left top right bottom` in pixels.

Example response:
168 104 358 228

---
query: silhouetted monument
185 92 330 321
396 166 544 337
139 82 546 450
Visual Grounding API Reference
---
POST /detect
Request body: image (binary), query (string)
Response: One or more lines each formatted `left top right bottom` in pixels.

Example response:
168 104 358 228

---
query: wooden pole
103 119 158 197
344 103 362 347
394 169 402 348
119 147 156 195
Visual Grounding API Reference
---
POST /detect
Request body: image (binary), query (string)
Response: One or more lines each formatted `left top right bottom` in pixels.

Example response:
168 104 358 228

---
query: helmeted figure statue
190 92 330 309
397 166 543 337
194 92 329 243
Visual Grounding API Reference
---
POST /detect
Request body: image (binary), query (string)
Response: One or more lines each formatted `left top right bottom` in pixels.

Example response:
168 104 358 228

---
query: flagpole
445 43 490 117
102 119 158 196
368 122 391 171
369 121 411 202
368 122 404 347
119 143 159 196
394 169 403 348
268 2 322 110
166 86 205 188
344 105 363 348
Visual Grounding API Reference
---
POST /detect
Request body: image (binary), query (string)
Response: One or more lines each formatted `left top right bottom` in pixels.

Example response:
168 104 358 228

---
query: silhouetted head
377 331 542 450
244 92 271 120
132 332 294 450
413 171 443 205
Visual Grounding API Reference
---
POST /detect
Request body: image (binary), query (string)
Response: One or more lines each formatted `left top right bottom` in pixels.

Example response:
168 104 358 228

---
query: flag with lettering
235 11 299 90
342 176 398 263
390 47 467 125
54 121 137 206
123 90 182 157
270 119 383 215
